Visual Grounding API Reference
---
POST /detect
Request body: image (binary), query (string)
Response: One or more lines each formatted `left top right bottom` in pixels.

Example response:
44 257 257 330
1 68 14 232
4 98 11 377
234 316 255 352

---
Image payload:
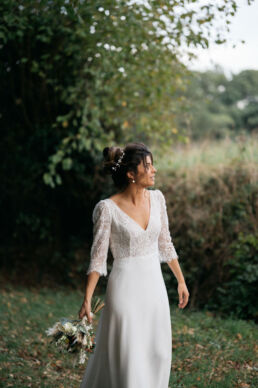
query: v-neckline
107 190 152 232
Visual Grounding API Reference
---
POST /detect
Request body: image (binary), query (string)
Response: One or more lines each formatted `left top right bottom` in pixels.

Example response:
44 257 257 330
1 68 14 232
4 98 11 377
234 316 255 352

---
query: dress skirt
80 250 172 388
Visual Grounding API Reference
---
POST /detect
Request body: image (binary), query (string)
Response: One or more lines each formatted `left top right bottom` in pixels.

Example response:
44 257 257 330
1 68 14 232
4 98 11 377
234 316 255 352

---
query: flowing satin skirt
80 251 172 388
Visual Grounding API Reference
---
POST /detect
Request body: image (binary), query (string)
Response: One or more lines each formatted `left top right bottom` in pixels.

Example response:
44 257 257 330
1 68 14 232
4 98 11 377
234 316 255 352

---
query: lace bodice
86 189 179 277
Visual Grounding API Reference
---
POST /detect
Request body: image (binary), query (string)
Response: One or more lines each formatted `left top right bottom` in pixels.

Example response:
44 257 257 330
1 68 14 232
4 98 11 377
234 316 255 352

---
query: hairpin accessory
112 150 125 171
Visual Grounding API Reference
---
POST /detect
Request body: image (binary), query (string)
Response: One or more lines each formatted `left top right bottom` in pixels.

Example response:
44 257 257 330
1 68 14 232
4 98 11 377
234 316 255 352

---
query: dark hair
102 142 153 191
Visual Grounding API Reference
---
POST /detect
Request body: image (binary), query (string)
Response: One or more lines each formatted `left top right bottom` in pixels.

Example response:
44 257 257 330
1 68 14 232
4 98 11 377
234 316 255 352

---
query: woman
79 142 189 388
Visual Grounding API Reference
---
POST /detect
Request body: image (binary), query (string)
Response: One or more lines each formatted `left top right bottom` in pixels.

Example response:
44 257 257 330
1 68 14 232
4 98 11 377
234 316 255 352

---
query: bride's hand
177 282 189 309
78 299 92 323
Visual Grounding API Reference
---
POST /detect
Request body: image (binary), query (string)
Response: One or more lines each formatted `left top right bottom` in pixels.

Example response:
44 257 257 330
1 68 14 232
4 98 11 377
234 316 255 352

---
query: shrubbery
161 163 258 321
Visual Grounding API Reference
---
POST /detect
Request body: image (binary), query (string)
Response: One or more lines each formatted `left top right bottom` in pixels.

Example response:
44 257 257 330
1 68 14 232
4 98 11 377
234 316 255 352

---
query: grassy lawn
0 286 257 388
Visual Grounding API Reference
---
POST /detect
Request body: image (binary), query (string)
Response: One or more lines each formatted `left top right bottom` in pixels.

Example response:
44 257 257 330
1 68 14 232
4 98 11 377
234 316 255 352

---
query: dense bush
161 163 258 321
210 233 258 320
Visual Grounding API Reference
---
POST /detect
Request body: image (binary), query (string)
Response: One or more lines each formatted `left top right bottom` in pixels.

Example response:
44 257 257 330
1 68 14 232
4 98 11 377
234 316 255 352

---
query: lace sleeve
86 200 111 277
156 189 179 262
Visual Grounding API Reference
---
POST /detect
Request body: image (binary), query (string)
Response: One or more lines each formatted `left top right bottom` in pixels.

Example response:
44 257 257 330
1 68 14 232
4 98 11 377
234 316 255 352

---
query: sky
182 0 258 77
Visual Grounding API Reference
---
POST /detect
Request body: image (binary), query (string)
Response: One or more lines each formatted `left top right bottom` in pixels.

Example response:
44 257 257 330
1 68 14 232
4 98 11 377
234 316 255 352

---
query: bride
78 142 189 388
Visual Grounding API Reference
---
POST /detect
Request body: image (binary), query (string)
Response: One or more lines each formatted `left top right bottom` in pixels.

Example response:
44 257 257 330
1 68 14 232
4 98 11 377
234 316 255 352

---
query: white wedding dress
80 189 179 388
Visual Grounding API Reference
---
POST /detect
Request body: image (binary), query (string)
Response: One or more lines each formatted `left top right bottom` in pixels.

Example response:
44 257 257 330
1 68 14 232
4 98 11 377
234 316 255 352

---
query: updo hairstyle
102 142 153 191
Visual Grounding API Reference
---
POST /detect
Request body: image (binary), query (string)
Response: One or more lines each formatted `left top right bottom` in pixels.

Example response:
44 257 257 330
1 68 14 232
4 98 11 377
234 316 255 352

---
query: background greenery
0 0 257 328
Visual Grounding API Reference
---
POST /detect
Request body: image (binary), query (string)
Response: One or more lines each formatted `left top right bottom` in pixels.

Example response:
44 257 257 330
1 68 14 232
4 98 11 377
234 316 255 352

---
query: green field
155 133 258 174
0 286 257 388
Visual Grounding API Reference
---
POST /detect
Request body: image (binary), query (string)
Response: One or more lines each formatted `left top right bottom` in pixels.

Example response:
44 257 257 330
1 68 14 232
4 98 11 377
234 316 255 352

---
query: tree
1 0 251 187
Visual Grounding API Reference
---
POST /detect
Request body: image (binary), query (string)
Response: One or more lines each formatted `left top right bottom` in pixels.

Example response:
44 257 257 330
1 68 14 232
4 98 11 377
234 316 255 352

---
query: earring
132 179 135 183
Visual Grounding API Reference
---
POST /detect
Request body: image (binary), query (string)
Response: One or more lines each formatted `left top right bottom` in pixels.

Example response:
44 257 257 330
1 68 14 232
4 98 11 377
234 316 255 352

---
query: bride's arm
157 189 179 263
166 256 190 310
79 272 100 322
157 189 189 308
79 201 111 321
166 258 185 285
84 271 100 304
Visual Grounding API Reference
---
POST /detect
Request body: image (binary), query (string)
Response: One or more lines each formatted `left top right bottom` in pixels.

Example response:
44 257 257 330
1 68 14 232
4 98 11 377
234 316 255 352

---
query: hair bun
103 147 110 160
101 142 152 189
102 146 122 175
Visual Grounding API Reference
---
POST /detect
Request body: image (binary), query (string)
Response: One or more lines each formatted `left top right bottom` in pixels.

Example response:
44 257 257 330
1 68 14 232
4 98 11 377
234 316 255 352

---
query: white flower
82 335 88 346
45 322 61 336
79 349 87 364
63 322 77 335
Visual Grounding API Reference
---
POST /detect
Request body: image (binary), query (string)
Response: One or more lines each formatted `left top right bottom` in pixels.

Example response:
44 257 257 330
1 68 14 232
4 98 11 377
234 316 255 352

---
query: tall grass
155 133 258 176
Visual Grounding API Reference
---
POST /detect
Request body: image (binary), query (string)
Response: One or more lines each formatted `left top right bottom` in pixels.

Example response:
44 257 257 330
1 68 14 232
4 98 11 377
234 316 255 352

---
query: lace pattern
86 201 111 277
156 189 179 263
86 189 178 277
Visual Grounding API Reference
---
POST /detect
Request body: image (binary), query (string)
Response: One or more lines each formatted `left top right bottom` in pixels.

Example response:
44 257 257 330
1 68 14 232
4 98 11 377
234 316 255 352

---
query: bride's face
134 155 157 187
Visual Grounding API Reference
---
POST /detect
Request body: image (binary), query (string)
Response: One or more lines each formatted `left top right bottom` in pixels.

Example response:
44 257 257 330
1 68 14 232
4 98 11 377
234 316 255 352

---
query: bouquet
45 297 105 365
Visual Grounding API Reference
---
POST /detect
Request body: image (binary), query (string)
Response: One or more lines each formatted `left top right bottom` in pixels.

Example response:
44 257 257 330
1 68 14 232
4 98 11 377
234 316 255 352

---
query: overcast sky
182 0 258 77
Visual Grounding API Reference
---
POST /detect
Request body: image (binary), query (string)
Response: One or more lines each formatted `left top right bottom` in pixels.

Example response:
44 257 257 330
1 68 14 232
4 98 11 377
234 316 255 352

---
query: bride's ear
126 171 135 181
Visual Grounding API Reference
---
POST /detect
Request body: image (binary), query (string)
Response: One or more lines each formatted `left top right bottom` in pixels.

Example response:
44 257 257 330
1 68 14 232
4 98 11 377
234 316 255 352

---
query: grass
0 286 257 388
155 133 258 175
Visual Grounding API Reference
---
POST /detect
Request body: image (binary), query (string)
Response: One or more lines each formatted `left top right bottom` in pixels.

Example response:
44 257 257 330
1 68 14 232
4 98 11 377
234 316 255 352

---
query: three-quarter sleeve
157 189 179 262
86 200 111 277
